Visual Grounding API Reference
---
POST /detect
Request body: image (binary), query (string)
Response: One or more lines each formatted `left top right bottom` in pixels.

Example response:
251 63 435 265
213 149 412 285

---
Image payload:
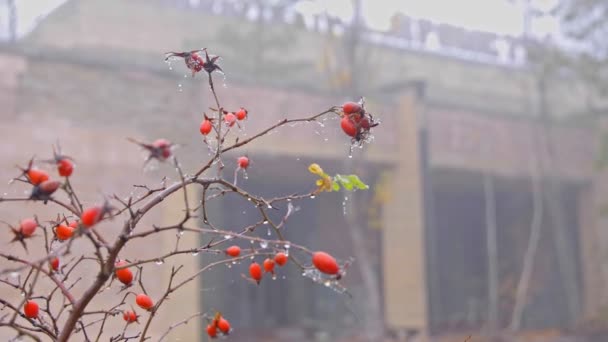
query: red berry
312 251 340 275
217 317 230 334
263 258 275 274
57 158 74 177
115 260 134 286
20 218 37 237
55 224 74 241
224 113 236 127
27 168 49 185
249 262 262 284
50 257 59 271
23 300 39 319
225 245 241 257
200 119 212 135
123 310 138 323
235 108 248 121
206 324 217 338
342 101 362 115
152 139 172 160
81 206 103 228
30 180 61 201
340 116 357 137
237 156 249 169
274 252 288 266
135 293 154 310
188 53 205 73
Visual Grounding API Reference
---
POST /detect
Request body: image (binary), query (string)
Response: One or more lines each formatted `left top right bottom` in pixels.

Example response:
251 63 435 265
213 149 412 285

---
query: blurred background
1 0 608 341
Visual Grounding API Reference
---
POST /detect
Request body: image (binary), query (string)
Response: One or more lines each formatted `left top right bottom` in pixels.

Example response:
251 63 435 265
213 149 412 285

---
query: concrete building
0 0 605 341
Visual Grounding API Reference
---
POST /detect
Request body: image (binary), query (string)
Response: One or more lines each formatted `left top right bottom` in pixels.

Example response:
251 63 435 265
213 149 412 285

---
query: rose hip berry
342 101 362 115
115 260 134 286
200 118 213 135
55 223 74 241
217 317 231 334
50 257 60 272
206 324 217 338
225 245 241 257
20 218 37 237
312 251 340 275
123 310 138 323
274 252 288 266
23 300 39 319
249 262 262 284
235 107 248 121
263 258 275 274
57 158 74 177
224 112 236 127
237 156 249 169
340 116 357 137
135 293 154 311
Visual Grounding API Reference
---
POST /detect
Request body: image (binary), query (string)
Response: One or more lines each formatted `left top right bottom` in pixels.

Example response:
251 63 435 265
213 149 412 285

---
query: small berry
249 262 262 284
342 101 362 115
115 260 134 286
235 107 248 121
81 206 103 228
50 257 59 272
200 119 212 135
340 116 357 137
224 113 236 127
237 156 249 169
26 168 49 186
263 258 275 274
23 300 39 319
206 324 217 338
217 317 230 334
135 293 154 310
123 310 138 323
55 224 74 241
30 180 61 201
312 251 340 275
225 245 241 258
152 139 172 160
57 158 74 177
20 218 37 237
274 252 288 266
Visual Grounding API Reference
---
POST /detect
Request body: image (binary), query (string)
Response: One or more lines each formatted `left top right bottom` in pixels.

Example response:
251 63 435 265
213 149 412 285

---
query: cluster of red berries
224 245 289 285
199 107 248 134
206 312 231 338
17 152 74 203
339 100 378 142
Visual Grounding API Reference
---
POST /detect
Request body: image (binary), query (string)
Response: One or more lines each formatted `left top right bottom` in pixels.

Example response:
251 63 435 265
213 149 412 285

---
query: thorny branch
0 50 355 341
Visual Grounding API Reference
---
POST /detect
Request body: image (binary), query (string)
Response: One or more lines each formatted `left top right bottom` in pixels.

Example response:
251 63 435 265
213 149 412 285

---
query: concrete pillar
382 87 429 335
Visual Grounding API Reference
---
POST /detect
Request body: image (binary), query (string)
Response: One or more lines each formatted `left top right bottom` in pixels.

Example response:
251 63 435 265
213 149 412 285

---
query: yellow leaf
308 163 324 176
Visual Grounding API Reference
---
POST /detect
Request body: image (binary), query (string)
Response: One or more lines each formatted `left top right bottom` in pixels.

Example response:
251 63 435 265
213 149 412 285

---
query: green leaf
332 182 341 191
334 175 353 191
333 174 369 191
345 175 369 190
